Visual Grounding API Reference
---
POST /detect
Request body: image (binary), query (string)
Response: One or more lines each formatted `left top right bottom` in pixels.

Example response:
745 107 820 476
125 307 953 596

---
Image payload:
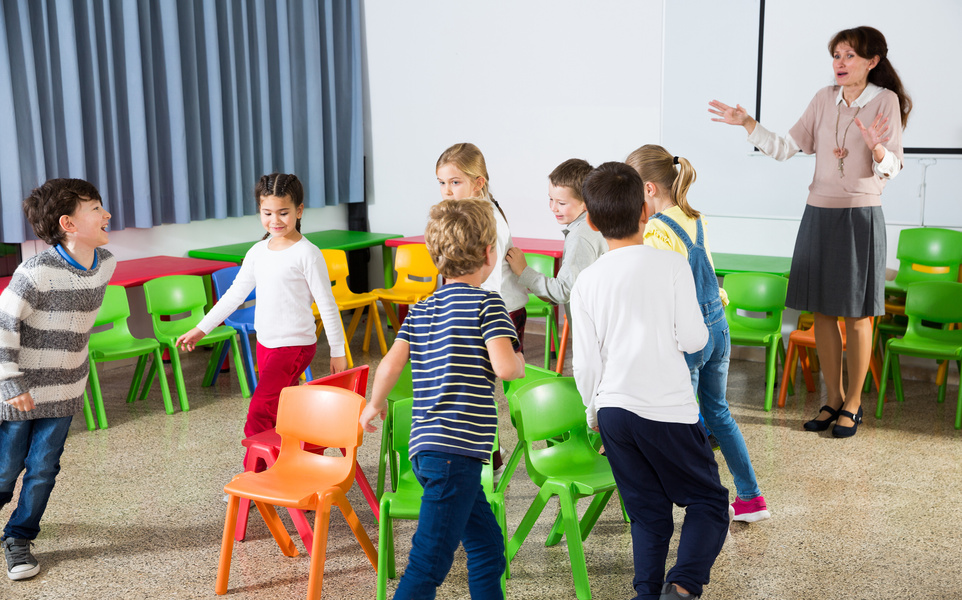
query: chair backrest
503 364 561 430
274 385 365 481
143 275 208 335
389 397 420 491
321 249 355 300
386 361 414 401
513 377 596 481
393 244 439 296
903 281 962 346
211 266 255 303
90 286 134 344
524 253 555 279
723 272 789 333
306 365 370 396
894 228 962 288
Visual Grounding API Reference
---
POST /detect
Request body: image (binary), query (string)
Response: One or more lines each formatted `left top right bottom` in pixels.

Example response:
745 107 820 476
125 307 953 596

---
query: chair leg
558 490 593 600
892 354 905 403
937 362 947 404
494 439 524 496
151 348 175 415
369 302 388 355
202 341 225 387
81 390 96 431
799 347 817 392
240 331 257 390
507 487 552 563
253 500 298 557
126 355 149 403
336 491 379 569
209 342 230 387
555 315 570 375
579 490 614 542
88 359 109 429
377 410 393 499
306 494 334 600
381 299 401 332
778 342 796 408
764 341 780 411
139 357 158 401
376 500 393 600
228 337 252 397
167 347 191 412
215 494 241 595
347 308 364 346
877 345 893 419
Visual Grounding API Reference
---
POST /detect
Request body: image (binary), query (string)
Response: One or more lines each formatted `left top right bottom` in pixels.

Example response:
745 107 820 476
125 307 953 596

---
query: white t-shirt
571 244 708 428
481 201 529 313
198 237 345 354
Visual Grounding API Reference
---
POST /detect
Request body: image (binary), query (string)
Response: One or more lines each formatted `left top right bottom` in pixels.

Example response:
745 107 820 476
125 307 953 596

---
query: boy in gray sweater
0 179 115 580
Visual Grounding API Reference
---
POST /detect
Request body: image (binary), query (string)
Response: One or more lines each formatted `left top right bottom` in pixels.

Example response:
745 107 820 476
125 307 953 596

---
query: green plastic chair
506 377 616 600
142 275 251 411
376 397 507 600
877 281 962 429
85 285 173 429
497 364 561 495
723 272 788 411
376 361 414 499
523 253 560 369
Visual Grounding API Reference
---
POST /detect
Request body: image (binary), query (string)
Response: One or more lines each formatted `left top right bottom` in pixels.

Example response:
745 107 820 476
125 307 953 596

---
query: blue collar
55 245 98 271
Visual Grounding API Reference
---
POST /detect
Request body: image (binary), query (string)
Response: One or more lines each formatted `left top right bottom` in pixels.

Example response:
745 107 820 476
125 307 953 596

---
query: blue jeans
598 408 729 599
394 451 505 600
0 416 73 540
687 307 761 501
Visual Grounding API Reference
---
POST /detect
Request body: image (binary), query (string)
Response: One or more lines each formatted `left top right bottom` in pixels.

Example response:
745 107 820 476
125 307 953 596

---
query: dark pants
0 416 73 540
598 408 729 599
394 451 505 600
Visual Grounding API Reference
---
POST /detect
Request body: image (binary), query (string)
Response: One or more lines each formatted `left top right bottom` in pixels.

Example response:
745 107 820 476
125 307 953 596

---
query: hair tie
672 156 680 165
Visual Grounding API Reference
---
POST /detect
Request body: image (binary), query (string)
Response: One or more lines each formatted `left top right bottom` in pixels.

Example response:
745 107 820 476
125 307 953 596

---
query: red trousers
244 342 316 438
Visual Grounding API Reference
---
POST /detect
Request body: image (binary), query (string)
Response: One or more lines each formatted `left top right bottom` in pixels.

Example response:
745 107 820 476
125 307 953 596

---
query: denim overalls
651 213 760 500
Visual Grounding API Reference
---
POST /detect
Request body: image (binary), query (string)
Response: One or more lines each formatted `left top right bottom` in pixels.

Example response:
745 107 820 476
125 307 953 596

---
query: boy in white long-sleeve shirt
570 162 729 600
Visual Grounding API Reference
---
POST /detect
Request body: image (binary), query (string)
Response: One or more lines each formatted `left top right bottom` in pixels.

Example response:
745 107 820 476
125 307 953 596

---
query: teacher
708 26 911 438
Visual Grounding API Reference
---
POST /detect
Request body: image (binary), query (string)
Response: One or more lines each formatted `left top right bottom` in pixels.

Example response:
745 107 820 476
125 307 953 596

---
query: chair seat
887 338 962 360
336 291 380 310
728 326 779 345
530 456 616 494
369 288 426 304
90 337 160 361
226 459 354 508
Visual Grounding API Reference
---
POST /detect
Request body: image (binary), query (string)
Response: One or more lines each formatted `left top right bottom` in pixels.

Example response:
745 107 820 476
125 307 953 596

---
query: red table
0 255 235 293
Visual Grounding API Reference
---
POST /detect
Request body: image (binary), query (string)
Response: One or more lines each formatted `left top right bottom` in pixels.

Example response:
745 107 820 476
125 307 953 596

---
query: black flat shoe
832 406 864 438
803 405 840 432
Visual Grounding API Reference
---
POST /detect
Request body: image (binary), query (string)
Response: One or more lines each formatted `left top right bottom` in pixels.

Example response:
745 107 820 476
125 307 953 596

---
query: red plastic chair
216 385 378 600
235 366 375 548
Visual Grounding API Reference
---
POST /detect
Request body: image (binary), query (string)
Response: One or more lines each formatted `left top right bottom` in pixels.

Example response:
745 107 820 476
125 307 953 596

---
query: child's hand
330 355 348 374
175 328 206 352
505 247 528 276
4 392 35 412
359 403 386 433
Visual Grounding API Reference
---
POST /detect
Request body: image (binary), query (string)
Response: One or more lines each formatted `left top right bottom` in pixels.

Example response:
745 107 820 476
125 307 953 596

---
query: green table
713 252 792 278
188 230 404 287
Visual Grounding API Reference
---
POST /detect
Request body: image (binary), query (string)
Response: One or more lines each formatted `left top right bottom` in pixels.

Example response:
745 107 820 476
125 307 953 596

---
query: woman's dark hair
254 173 304 239
829 26 912 128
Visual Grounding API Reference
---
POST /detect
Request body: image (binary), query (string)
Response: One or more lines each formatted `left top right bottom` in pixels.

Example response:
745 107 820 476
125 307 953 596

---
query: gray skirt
786 204 886 318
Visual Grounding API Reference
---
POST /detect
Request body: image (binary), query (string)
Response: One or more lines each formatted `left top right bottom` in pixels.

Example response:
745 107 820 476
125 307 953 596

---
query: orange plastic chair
370 243 439 331
216 385 378 600
778 321 883 408
235 366 377 545
320 249 388 357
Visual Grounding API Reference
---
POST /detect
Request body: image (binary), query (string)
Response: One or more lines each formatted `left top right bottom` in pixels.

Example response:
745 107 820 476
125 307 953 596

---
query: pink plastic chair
234 365 377 551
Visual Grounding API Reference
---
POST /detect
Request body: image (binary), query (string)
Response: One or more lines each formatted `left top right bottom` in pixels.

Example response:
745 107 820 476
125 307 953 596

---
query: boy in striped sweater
360 198 525 599
0 179 115 581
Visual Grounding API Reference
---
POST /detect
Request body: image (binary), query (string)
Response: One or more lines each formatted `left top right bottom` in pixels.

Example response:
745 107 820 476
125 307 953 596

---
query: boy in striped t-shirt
361 198 525 599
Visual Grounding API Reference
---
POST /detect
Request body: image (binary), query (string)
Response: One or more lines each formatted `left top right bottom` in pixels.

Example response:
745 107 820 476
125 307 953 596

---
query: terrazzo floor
2 320 961 600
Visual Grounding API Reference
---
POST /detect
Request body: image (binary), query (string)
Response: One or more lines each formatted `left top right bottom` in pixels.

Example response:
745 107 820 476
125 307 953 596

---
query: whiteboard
758 0 962 153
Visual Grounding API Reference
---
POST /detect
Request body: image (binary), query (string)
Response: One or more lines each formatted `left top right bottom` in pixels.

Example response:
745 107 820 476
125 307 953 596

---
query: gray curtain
0 0 363 243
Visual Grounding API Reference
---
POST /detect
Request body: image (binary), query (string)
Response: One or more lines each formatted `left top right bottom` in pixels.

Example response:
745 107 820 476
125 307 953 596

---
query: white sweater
198 237 345 354
571 244 708 428
482 202 528 312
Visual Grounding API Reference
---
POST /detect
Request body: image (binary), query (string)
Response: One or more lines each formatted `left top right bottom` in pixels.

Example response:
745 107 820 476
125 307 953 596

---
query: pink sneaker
731 496 771 523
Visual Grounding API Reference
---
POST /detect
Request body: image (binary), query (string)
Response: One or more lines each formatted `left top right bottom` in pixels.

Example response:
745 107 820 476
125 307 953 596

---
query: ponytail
625 144 699 220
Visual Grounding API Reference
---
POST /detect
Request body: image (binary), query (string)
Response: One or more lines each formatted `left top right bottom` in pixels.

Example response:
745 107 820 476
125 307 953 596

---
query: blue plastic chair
209 266 313 388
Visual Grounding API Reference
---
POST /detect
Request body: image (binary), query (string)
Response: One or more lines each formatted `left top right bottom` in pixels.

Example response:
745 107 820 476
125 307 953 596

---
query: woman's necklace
834 101 861 178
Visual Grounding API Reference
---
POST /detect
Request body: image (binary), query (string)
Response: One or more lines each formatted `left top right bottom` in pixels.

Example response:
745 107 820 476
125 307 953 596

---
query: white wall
361 0 664 248
661 0 962 268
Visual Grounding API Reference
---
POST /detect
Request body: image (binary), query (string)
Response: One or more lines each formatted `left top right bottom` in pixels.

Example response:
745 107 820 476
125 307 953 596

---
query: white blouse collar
835 82 882 108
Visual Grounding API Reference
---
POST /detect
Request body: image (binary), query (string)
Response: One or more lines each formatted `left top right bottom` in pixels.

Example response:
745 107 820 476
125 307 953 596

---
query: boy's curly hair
22 179 103 246
424 198 497 279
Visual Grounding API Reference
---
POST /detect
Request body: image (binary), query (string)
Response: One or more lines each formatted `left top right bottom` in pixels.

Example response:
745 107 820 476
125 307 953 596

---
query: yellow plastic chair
216 385 378 600
370 243 439 332
320 249 388 357
85 285 173 429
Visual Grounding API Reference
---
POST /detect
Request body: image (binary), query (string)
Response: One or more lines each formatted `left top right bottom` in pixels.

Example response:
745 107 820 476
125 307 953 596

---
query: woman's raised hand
708 100 755 131
855 114 891 150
